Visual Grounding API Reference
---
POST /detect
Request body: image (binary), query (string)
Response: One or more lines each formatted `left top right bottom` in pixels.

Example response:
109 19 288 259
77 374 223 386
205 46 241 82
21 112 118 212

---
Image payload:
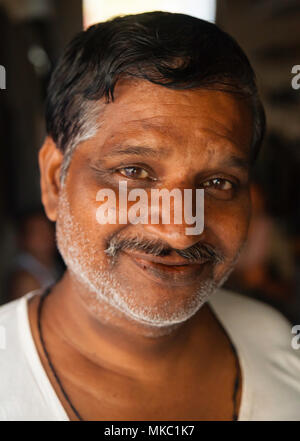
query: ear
39 136 64 222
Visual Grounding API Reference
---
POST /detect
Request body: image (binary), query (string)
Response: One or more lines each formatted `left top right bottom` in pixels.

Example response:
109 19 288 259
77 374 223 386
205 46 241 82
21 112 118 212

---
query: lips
122 249 211 286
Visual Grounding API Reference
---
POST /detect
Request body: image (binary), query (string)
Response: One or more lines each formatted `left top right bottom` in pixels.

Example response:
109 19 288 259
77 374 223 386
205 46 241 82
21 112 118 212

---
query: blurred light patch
83 0 216 28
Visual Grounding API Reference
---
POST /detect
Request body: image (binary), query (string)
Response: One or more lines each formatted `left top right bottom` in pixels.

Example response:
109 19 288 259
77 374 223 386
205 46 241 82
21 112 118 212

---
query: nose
142 186 205 250
143 223 202 250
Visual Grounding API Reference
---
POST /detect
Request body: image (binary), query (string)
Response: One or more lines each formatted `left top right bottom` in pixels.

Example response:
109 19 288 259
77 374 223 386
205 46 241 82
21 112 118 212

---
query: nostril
143 223 203 248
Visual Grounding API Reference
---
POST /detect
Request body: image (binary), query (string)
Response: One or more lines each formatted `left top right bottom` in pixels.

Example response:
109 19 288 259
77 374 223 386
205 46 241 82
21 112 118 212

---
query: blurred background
0 0 299 322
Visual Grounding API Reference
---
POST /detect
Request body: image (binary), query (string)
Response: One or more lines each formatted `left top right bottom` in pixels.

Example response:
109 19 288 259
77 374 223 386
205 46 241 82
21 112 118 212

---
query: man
1 11 299 421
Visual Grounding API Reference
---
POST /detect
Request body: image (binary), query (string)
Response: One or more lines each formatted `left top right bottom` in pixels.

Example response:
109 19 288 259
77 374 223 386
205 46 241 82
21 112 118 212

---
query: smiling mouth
122 249 211 286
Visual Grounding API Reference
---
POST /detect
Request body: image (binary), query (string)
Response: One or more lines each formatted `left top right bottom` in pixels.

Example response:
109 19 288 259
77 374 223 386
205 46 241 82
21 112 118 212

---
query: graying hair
59 99 102 186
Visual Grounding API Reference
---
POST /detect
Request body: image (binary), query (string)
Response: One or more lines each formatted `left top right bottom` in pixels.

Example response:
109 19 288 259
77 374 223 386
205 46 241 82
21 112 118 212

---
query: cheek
205 193 251 259
65 168 123 258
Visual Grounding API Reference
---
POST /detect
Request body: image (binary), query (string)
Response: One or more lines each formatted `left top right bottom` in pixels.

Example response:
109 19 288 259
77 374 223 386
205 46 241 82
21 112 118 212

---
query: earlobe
39 136 64 222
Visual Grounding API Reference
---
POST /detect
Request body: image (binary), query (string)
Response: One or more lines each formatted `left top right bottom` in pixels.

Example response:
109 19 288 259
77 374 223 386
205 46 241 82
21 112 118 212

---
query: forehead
91 79 253 158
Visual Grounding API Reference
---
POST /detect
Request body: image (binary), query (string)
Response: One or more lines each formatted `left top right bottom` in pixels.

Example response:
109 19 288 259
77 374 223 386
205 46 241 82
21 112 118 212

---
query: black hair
45 11 266 169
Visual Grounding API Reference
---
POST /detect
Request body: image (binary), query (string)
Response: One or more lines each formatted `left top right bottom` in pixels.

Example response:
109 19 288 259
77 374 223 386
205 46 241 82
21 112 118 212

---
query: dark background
0 0 299 322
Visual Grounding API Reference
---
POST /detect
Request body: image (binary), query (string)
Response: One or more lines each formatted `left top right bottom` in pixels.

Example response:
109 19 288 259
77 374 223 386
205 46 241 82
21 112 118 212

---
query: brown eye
202 178 233 190
119 166 149 179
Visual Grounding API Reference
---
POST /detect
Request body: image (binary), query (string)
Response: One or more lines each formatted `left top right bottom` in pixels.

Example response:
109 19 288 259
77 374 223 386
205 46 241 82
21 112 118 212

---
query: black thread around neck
37 286 83 421
37 286 240 421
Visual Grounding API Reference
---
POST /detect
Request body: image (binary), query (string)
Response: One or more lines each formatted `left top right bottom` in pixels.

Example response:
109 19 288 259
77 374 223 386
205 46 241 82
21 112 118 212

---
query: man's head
39 11 265 333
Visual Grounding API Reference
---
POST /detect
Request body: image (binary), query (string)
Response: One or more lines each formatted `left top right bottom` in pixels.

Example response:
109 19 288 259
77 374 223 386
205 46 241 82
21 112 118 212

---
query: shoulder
0 296 29 419
0 292 54 421
0 296 24 335
0 293 36 375
209 289 300 420
0 292 68 420
208 288 292 348
0 291 38 331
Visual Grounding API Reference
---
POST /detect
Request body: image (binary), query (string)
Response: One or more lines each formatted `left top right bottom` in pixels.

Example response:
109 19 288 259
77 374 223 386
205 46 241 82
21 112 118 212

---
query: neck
42 270 216 382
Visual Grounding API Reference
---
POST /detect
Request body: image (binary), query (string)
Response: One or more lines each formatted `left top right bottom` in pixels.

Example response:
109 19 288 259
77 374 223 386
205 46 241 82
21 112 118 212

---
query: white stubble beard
55 188 234 333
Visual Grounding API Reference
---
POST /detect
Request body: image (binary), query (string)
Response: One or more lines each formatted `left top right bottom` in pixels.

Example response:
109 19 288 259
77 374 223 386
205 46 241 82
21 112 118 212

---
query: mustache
104 234 225 264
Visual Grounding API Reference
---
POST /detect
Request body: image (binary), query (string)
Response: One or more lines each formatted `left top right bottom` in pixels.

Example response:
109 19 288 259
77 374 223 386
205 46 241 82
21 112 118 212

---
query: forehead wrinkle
102 112 177 134
91 105 250 166
221 155 250 171
124 115 248 152
101 144 171 160
205 120 249 150
194 127 250 155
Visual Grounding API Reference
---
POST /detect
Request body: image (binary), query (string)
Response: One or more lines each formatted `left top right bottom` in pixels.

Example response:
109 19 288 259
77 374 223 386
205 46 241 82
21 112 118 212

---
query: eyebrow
222 155 250 171
101 145 171 160
96 144 250 172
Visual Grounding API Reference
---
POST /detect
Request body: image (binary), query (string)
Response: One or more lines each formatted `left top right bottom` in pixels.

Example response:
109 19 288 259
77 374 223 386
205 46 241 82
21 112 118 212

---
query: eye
118 166 150 180
202 178 233 191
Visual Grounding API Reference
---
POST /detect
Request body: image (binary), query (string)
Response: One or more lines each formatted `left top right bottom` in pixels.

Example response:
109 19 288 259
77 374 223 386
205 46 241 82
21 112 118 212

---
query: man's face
54 80 253 330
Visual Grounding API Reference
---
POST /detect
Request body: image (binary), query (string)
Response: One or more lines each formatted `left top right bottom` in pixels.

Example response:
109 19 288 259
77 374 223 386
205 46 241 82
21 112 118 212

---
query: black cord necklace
37 285 83 421
231 341 241 421
37 286 240 422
